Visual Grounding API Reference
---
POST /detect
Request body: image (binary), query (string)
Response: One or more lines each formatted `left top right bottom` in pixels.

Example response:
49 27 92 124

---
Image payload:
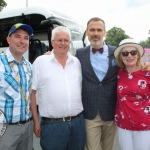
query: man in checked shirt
0 23 33 150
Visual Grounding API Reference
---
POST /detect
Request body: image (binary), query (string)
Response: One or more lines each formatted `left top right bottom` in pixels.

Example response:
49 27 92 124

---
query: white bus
0 6 88 63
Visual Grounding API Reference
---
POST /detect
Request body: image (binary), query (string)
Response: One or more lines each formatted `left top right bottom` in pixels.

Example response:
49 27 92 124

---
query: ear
51 40 54 47
85 29 88 36
104 30 106 37
6 37 10 45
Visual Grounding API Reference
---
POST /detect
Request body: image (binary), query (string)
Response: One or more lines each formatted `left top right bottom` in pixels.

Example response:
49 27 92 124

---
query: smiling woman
114 38 150 150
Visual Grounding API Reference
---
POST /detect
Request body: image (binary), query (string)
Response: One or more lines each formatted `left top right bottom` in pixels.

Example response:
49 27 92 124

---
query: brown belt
8 117 33 125
41 113 81 123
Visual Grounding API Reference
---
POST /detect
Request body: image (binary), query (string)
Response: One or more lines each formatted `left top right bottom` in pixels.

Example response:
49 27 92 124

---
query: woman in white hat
114 38 150 150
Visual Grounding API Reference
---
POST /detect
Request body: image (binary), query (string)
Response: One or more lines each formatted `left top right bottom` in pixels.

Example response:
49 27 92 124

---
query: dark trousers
40 114 86 150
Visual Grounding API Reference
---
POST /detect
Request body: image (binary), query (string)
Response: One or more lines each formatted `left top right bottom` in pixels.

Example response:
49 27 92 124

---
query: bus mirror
41 19 64 26
41 20 50 26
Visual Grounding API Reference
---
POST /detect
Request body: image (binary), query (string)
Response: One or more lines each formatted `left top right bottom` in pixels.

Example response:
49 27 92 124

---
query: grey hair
51 26 71 40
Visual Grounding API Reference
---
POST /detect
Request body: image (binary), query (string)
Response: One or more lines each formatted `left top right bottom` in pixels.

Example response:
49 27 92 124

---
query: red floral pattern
114 69 150 131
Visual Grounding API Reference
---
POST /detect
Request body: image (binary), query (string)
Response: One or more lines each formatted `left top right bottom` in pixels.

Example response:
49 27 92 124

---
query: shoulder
76 46 90 53
34 55 49 63
106 43 116 50
24 58 32 66
71 55 80 63
118 68 125 74
0 52 5 59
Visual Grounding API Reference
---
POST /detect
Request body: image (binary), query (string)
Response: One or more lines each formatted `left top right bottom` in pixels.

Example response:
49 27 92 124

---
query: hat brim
114 43 144 58
8 24 33 36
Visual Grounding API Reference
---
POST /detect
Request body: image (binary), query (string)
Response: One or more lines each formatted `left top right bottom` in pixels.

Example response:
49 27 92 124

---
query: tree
105 27 130 46
0 0 7 12
139 37 150 48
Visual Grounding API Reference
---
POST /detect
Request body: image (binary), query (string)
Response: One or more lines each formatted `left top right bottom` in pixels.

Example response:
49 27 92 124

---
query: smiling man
0 23 33 150
30 26 85 150
76 17 118 150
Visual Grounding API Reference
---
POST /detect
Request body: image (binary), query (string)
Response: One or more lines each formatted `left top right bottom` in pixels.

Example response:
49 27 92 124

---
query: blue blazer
76 43 118 121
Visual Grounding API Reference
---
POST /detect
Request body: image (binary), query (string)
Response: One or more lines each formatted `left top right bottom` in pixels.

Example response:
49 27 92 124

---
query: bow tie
92 47 103 54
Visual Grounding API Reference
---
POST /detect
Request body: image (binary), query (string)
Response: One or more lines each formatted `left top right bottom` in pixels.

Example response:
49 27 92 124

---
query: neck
9 49 23 63
54 52 68 68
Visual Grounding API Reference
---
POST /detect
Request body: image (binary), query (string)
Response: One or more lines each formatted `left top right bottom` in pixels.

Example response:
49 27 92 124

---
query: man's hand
141 62 150 71
44 51 51 55
34 122 41 138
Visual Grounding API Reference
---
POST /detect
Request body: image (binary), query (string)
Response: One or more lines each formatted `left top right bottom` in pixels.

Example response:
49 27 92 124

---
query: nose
94 30 98 35
128 53 132 56
19 37 26 43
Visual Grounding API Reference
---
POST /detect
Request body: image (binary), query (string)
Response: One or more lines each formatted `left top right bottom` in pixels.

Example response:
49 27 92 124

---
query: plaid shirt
0 49 32 123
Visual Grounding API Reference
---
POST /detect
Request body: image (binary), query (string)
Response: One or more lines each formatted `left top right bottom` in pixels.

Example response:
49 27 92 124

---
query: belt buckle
63 116 71 122
18 121 23 126
67 116 71 121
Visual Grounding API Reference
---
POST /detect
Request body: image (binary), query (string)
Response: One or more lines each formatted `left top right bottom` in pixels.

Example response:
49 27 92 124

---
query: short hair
115 47 142 68
51 26 71 40
86 17 106 30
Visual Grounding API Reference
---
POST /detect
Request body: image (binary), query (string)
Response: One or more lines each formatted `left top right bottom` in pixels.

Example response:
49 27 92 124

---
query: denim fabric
40 114 86 150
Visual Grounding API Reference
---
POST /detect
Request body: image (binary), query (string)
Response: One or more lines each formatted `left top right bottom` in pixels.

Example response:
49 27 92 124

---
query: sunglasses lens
131 50 137 56
122 52 129 57
122 50 137 57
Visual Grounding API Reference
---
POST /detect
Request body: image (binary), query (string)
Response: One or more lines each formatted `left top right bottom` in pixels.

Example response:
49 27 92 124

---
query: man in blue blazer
76 17 118 150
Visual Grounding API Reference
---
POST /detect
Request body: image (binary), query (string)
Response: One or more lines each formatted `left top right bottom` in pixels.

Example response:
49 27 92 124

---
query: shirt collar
6 49 26 64
49 49 74 63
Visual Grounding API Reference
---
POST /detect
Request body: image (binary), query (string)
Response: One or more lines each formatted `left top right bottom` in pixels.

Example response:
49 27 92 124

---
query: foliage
105 27 130 46
139 37 150 48
0 0 7 12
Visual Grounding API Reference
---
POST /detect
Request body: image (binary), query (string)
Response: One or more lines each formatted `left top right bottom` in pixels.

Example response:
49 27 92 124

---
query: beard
89 38 103 47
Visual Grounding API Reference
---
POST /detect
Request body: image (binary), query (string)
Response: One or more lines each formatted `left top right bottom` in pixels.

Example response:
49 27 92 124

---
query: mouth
17 45 26 49
126 59 134 62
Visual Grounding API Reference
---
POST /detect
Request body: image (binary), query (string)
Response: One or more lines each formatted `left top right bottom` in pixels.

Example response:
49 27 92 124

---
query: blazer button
99 83 102 86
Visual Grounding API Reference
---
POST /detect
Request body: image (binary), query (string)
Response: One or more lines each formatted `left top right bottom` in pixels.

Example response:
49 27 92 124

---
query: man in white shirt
30 26 85 150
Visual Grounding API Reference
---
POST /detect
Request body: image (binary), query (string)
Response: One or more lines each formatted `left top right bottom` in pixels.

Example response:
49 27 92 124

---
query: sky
3 0 150 42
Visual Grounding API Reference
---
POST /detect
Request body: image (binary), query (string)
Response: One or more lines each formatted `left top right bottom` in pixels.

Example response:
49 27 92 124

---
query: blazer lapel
84 46 100 83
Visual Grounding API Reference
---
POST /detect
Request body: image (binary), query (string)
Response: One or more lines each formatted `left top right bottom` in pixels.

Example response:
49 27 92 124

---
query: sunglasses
121 50 138 57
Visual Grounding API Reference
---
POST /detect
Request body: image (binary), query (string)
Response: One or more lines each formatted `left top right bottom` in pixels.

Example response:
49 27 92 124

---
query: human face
86 20 106 48
7 29 29 59
121 46 139 68
51 31 70 56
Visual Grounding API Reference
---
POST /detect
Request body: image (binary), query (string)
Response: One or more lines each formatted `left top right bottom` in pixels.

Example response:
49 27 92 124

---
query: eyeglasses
121 50 138 57
53 39 70 44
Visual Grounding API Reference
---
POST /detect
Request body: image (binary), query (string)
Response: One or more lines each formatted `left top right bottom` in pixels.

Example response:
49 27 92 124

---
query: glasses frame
121 50 138 57
52 39 71 44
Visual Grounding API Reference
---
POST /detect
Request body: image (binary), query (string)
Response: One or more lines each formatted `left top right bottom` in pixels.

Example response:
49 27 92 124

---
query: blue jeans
40 114 86 150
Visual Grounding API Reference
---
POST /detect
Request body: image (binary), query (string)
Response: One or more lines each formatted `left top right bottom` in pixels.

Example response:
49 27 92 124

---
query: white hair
51 26 71 40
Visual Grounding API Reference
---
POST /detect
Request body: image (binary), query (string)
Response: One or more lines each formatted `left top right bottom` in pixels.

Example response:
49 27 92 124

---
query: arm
30 90 41 138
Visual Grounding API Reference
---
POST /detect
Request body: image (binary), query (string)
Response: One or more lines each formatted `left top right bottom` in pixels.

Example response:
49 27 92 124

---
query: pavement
33 132 121 150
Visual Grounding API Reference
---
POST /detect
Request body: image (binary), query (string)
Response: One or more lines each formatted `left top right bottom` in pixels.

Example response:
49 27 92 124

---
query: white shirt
32 51 83 118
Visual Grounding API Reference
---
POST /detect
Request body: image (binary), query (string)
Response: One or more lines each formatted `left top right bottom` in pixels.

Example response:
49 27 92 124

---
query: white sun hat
114 38 144 58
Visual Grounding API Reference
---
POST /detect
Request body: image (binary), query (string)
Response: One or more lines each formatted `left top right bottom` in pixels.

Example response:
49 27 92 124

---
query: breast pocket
3 72 19 98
